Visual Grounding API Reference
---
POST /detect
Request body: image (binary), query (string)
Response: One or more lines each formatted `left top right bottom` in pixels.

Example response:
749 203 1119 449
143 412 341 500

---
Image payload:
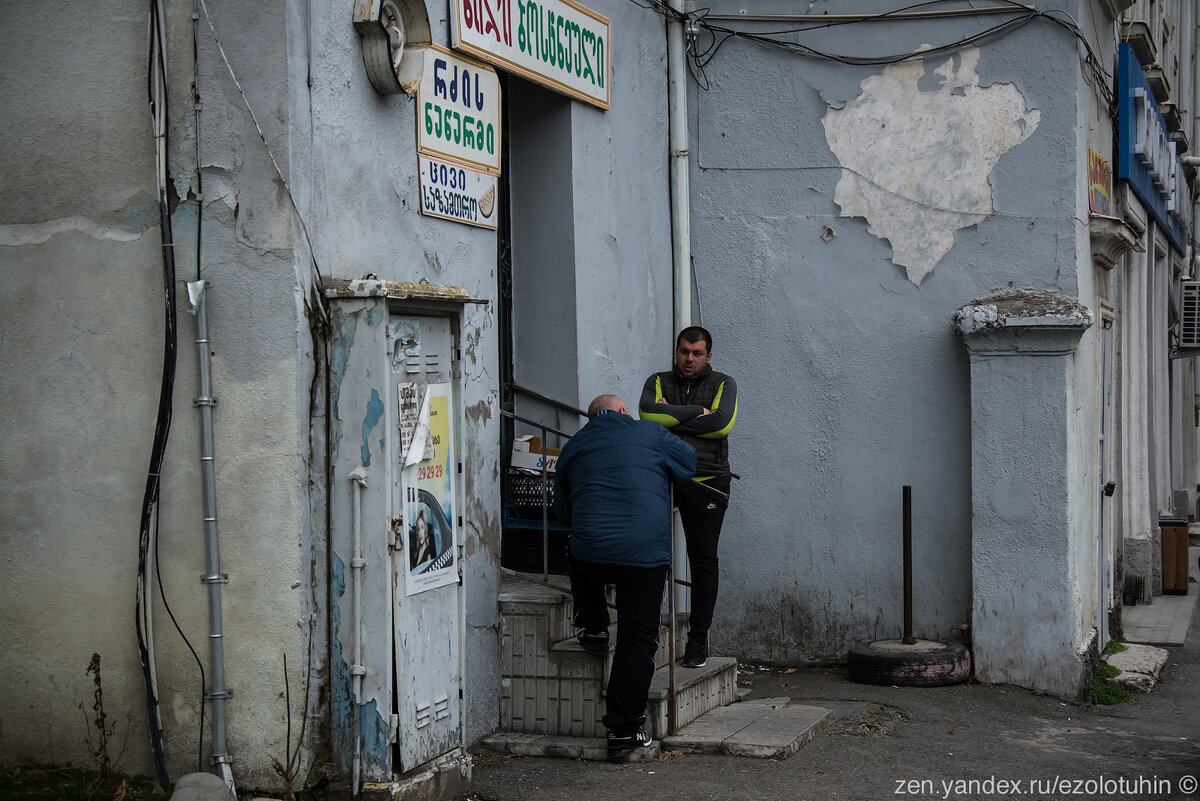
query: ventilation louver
1181 281 1200 348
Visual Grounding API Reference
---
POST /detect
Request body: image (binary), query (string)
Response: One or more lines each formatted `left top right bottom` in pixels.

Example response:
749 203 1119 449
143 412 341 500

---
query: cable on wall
137 0 177 786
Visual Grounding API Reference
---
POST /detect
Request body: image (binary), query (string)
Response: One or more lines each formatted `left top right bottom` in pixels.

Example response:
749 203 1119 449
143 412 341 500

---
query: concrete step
499 573 729 740
661 696 832 758
500 576 690 669
647 656 738 739
483 695 832 762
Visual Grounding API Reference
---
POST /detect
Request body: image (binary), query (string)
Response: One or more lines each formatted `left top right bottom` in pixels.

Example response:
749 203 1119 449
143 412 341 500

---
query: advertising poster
403 383 457 594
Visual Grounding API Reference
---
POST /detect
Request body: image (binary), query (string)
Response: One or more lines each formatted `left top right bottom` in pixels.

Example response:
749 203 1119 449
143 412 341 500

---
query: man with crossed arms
639 326 738 669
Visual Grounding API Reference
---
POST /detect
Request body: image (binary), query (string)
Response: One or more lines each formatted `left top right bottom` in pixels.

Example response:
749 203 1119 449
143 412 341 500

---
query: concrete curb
1102 644 1169 693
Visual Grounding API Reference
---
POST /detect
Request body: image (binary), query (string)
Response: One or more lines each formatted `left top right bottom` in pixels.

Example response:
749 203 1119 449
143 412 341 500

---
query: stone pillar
954 291 1094 701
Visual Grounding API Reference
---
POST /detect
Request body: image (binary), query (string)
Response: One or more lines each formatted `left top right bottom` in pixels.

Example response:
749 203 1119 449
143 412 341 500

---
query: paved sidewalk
1123 545 1199 646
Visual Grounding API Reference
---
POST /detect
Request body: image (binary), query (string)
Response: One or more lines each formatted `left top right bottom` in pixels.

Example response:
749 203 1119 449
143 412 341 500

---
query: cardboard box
511 435 561 473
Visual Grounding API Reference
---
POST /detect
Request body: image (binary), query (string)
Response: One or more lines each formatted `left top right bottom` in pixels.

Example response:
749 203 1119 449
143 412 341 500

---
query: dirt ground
465 618 1200 801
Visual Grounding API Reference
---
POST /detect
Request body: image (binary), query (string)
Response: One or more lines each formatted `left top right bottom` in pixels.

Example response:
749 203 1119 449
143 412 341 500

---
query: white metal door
388 315 462 772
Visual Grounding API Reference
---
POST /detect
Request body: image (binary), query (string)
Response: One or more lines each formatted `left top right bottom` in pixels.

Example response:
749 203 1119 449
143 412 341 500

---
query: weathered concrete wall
955 295 1094 699
0 1 176 777
685 0 1106 663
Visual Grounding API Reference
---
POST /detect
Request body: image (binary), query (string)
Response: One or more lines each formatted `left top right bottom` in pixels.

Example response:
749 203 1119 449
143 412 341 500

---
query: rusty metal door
388 314 462 771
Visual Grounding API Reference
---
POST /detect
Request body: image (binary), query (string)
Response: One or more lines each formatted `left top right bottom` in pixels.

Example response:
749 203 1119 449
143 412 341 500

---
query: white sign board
417 45 501 174
450 0 610 109
418 155 498 229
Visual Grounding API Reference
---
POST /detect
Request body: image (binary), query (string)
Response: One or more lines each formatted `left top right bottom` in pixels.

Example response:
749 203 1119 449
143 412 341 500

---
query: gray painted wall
681 0 1111 665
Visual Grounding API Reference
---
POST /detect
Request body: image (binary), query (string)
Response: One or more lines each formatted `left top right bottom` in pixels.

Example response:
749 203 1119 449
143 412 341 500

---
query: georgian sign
417 155 498 229
417 45 501 175
450 0 610 109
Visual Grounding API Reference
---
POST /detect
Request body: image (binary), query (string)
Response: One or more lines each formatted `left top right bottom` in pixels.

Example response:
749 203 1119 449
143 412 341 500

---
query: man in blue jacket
553 394 696 761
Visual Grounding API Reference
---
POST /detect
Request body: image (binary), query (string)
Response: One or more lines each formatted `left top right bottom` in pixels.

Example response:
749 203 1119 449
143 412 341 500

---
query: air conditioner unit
1180 281 1200 348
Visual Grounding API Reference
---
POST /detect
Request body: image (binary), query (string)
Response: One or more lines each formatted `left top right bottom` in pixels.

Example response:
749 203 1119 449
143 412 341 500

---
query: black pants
675 475 731 642
569 556 668 737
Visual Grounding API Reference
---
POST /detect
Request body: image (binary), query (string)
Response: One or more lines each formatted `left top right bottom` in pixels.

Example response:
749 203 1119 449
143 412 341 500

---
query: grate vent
1180 281 1200 348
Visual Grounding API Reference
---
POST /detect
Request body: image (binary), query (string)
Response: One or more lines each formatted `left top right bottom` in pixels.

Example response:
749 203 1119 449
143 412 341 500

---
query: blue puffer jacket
552 412 697 568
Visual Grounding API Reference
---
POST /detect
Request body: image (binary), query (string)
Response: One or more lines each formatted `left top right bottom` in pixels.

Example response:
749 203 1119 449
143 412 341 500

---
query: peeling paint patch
464 399 493 424
361 388 384 467
821 47 1039 285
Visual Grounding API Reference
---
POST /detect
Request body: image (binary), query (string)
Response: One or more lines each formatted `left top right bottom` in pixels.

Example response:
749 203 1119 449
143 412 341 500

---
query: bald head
587 394 629 416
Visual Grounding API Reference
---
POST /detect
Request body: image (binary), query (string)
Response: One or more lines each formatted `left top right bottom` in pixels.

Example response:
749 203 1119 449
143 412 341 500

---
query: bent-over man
553 394 696 762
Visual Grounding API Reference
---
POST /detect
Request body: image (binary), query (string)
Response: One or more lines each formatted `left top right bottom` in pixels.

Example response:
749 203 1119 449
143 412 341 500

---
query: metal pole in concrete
902 485 915 645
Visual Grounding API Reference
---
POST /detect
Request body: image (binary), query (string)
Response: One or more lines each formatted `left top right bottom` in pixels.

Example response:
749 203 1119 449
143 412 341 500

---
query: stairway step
661 697 833 759
646 656 738 738
485 696 831 761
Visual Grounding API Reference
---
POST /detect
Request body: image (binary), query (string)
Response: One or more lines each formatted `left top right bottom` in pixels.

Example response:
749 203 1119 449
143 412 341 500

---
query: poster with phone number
403 383 458 595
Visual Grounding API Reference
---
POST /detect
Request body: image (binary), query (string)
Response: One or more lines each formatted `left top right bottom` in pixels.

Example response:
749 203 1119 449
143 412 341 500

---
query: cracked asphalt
464 615 1199 801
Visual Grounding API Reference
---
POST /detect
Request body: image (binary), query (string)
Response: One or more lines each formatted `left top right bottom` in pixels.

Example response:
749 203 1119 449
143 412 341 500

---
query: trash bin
1159 517 1189 595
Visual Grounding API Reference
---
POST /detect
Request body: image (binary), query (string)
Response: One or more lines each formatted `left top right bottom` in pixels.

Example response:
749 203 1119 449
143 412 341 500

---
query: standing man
553 394 696 762
639 326 737 669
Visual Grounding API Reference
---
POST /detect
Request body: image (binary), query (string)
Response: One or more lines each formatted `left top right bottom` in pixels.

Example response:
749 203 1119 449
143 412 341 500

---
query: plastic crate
506 470 557 514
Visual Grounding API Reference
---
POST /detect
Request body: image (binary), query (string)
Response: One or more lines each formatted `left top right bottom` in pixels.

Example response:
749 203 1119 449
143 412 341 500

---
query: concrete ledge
1102 644 1169 693
662 697 832 759
359 750 471 801
481 733 661 762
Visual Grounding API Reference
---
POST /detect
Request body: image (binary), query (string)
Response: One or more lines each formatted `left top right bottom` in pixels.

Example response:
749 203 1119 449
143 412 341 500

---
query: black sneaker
681 638 707 668
607 729 653 762
578 629 609 655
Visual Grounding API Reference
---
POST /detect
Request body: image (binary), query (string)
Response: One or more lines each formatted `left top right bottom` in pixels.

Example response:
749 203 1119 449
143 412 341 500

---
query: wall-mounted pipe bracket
201 573 230 584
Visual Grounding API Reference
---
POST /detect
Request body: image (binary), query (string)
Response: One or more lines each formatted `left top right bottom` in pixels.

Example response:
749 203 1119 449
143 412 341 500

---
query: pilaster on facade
954 292 1095 700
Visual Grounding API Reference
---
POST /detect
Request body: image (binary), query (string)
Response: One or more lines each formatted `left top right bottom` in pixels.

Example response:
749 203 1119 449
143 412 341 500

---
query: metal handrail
512 383 588 419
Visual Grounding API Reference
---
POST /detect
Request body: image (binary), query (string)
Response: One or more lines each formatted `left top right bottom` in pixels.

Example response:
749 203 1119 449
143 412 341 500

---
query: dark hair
676 325 712 353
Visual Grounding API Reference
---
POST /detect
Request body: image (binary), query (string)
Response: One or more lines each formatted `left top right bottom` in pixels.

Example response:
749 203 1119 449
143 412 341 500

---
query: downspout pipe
666 0 692 617
347 466 369 796
667 0 691 333
186 280 236 793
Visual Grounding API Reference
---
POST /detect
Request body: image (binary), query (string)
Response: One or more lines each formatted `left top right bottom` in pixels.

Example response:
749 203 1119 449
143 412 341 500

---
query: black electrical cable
636 0 1113 106
136 197 177 789
136 0 175 787
153 487 208 773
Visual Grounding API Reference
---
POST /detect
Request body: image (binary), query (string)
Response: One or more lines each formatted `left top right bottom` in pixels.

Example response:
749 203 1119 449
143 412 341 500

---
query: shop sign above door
418 155 498 230
417 45 501 175
450 0 610 110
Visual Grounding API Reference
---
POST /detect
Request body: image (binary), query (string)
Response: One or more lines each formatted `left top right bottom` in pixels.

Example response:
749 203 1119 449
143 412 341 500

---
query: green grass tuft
1091 661 1134 704
1102 640 1129 656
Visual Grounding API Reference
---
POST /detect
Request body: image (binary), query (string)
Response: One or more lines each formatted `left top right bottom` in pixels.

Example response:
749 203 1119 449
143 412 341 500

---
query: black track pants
570 556 668 737
674 475 730 642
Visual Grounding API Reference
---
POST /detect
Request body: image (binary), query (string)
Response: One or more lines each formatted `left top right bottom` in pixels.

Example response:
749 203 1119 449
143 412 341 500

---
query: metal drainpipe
668 0 691 332
666 0 693 622
186 280 236 792
347 466 369 795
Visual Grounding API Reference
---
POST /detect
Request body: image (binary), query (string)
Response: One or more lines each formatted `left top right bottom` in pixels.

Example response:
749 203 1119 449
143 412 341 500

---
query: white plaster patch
0 216 145 246
821 48 1040 285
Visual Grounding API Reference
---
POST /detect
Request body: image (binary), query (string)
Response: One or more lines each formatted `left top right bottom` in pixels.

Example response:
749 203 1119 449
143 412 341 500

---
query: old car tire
847 641 971 687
